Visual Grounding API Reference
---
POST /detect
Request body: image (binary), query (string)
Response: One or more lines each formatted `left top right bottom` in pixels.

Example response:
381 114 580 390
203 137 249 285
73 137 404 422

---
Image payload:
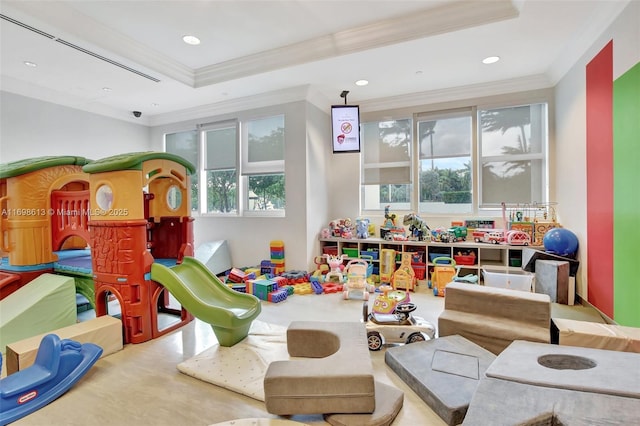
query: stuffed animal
356 218 370 239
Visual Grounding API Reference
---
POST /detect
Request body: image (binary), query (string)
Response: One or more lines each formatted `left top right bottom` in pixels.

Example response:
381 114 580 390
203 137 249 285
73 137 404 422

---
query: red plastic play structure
0 153 198 344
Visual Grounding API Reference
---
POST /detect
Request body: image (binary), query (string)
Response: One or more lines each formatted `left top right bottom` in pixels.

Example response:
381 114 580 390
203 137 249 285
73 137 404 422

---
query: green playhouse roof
0 156 92 179
82 152 196 175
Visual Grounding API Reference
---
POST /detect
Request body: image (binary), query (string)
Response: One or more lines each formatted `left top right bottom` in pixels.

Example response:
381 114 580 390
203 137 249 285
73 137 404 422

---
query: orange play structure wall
1 165 85 265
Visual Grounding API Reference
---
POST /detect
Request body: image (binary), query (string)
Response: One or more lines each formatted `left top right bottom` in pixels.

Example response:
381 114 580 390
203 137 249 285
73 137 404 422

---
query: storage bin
454 254 476 265
322 246 338 256
342 247 359 258
482 269 534 292
429 253 452 264
360 250 379 260
411 262 426 280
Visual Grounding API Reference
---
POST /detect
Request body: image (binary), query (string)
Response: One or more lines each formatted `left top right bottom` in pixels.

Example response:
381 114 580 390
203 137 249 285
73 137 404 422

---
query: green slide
150 257 261 347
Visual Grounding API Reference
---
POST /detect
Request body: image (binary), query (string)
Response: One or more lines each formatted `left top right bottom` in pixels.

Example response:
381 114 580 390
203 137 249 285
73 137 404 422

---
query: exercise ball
543 228 579 257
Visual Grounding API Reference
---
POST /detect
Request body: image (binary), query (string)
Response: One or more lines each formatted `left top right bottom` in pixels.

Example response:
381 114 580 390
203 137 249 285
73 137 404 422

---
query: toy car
506 229 531 245
363 302 436 351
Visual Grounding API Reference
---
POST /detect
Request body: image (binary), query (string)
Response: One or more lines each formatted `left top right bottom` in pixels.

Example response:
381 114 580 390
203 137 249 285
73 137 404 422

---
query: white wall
305 103 332 269
554 0 639 297
0 92 150 162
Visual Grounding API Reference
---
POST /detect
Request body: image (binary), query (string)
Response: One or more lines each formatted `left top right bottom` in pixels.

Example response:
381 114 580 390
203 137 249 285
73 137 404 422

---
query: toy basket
482 269 534 292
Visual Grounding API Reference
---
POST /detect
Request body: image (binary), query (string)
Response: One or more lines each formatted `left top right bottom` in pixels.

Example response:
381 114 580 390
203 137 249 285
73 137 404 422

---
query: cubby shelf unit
319 237 533 279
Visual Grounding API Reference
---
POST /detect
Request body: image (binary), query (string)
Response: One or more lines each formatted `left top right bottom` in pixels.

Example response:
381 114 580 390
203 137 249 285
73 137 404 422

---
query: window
203 121 238 214
243 115 285 212
479 103 547 207
361 119 412 211
165 130 198 211
417 110 472 214
165 114 286 216
361 100 548 215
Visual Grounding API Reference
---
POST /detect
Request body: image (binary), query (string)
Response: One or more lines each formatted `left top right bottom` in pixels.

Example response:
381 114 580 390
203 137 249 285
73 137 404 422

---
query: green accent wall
613 61 640 326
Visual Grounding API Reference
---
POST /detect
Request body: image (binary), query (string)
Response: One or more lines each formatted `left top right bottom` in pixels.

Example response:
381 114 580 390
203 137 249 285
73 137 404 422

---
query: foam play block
535 259 571 304
553 318 640 353
385 335 496 425
0 274 76 355
5 315 123 375
194 240 232 276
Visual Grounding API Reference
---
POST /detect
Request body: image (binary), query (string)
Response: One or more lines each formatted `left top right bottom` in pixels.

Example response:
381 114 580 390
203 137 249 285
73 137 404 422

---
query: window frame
477 102 549 209
360 116 414 212
162 113 287 218
200 120 239 216
360 93 551 218
414 107 475 215
241 114 286 217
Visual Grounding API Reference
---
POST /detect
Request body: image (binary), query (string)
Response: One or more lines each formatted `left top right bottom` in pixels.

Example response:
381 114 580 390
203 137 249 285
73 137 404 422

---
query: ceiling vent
1 14 160 83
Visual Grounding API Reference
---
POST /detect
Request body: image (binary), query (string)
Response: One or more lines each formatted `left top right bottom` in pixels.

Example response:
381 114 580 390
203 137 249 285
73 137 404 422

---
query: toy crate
482 269 534 292
453 253 477 265
360 249 379 260
411 262 426 280
322 246 338 256
342 247 359 258
429 253 452 264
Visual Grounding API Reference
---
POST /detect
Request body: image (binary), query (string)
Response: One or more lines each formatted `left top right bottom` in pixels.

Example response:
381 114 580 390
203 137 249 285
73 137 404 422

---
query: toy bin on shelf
322 246 338 256
429 253 452 264
482 269 534 292
342 247 359 258
360 250 379 260
411 262 426 280
453 254 476 265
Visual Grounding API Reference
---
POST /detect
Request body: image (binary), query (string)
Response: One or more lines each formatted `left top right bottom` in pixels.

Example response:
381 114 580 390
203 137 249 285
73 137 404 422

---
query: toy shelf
319 237 532 274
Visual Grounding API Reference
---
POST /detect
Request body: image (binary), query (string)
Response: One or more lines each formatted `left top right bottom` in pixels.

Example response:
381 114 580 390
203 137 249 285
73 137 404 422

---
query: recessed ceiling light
23 61 37 67
102 87 112 92
415 70 423 75
482 56 500 64
355 79 369 86
182 35 201 45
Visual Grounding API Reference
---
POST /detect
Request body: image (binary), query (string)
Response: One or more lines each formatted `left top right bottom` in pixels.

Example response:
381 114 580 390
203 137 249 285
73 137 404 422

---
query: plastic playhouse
0 153 260 347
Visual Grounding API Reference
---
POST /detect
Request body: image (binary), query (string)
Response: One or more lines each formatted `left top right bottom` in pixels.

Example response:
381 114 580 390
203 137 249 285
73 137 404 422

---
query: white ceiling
0 0 629 126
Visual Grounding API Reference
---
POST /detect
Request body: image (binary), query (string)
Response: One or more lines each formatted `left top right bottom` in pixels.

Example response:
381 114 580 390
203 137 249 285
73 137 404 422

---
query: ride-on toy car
363 302 436 351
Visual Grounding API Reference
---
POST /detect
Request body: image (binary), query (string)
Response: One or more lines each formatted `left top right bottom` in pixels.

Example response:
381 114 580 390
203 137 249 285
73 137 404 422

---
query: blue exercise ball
543 228 579 257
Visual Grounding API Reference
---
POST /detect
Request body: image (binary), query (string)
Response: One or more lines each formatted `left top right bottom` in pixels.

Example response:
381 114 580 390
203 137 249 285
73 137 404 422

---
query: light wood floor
13 282 447 426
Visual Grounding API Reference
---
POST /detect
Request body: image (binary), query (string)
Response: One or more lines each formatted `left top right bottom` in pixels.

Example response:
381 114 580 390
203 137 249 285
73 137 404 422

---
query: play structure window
95 184 113 210
167 185 182 210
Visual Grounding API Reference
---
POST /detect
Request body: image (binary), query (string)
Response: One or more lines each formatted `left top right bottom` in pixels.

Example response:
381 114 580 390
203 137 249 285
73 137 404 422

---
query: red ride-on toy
430 257 457 297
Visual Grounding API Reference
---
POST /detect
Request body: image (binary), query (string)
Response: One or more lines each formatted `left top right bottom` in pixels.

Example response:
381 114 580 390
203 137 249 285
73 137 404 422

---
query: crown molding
148 85 313 126
358 74 553 113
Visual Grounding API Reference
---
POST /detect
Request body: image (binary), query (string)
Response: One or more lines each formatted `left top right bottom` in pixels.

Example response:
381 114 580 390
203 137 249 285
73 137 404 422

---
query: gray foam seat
324 381 404 426
264 321 375 415
463 341 640 425
385 335 496 426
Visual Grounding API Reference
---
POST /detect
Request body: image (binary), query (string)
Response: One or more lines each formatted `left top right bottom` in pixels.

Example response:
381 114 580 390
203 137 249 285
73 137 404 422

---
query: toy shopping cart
430 257 457 297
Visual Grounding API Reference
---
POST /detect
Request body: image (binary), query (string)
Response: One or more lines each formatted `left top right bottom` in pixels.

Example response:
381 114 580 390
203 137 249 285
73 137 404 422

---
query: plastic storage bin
322 246 338 256
482 269 534 292
342 247 359 258
429 253 452 264
411 262 426 280
360 250 379 260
